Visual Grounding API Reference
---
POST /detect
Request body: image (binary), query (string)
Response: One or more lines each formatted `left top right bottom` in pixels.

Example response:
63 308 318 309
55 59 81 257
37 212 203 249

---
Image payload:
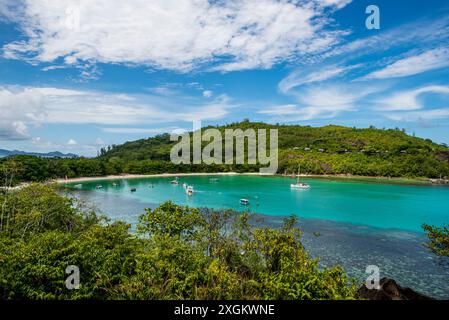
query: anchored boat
290 164 310 189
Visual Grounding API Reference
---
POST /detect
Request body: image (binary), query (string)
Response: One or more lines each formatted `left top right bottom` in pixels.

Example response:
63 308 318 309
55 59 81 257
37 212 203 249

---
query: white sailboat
290 164 310 189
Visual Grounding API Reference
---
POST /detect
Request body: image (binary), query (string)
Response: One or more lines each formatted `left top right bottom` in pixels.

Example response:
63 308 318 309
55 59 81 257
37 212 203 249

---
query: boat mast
297 164 300 184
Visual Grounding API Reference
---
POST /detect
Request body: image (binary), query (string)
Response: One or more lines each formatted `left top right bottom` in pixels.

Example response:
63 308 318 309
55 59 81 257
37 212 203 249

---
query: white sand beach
53 172 269 184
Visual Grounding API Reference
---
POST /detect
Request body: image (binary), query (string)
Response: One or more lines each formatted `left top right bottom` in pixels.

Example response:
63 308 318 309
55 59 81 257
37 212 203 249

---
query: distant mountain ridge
0 149 78 158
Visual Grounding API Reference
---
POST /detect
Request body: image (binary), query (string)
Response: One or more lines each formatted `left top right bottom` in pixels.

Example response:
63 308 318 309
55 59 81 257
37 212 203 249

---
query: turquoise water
63 175 449 299
65 175 449 233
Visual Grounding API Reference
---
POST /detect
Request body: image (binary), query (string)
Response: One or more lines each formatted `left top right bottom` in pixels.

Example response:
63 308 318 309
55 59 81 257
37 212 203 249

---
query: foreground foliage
423 224 449 257
0 184 356 300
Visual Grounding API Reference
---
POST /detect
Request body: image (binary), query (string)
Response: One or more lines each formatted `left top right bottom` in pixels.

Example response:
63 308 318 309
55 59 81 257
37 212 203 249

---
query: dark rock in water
357 277 435 300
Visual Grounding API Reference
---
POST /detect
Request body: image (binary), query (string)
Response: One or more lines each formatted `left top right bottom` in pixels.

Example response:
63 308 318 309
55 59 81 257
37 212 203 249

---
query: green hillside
99 121 449 178
2 121 449 184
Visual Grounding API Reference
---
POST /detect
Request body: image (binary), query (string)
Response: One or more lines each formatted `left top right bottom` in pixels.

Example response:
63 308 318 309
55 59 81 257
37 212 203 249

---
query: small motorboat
240 199 250 206
170 177 179 185
186 186 194 196
73 184 82 189
182 183 188 189
112 182 118 187
95 184 103 189
130 188 137 192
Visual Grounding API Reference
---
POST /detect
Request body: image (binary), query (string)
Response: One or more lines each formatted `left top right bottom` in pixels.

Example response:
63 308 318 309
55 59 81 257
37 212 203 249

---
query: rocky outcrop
437 150 449 163
357 277 435 300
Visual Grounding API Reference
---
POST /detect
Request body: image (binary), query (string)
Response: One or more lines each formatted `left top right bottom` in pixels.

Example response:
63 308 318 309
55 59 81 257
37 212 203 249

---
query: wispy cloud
149 86 178 96
273 14 449 123
101 127 185 135
376 85 449 111
364 47 449 80
278 15 449 91
261 84 376 121
148 82 213 97
278 64 361 94
41 65 67 72
202 90 213 98
321 15 449 63
29 135 106 154
0 85 232 140
385 109 449 122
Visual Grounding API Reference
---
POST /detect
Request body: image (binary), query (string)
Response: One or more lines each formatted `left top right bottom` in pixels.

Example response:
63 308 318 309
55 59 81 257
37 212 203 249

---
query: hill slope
99 122 449 178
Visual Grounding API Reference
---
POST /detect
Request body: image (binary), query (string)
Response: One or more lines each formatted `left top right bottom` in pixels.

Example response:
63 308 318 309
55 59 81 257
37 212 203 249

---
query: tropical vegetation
423 223 449 257
0 184 357 299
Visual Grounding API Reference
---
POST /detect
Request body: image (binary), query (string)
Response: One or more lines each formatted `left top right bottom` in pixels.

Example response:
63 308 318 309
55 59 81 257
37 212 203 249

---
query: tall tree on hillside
0 160 22 232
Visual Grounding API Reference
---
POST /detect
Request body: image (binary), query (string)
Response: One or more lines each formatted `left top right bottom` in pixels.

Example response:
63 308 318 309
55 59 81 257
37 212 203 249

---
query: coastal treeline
0 155 260 186
2 122 449 185
0 184 356 299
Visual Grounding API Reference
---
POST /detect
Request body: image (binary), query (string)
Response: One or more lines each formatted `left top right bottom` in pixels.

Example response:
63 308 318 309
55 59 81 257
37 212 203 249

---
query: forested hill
2 122 449 183
101 122 448 159
99 121 449 178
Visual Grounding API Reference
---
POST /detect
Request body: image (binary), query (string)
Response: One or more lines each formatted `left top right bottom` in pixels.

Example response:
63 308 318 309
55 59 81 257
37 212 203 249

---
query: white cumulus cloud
1 0 351 72
67 138 77 145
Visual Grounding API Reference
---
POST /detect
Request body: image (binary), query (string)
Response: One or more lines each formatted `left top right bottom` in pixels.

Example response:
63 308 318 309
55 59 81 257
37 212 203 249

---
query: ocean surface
62 175 449 299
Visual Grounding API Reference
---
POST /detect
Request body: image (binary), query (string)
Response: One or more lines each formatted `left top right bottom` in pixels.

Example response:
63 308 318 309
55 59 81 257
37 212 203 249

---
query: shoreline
55 172 254 184
53 172 444 186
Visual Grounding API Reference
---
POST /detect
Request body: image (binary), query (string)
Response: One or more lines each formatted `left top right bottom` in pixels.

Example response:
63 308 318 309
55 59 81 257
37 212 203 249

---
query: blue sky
1 0 449 156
